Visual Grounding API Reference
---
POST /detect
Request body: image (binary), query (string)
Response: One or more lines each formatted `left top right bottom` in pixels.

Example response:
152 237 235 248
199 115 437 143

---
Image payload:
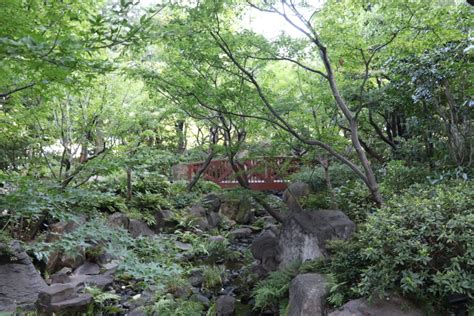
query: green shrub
325 181 474 311
300 192 333 210
202 265 226 291
357 181 474 305
312 239 367 307
31 216 184 286
381 160 430 193
133 171 170 195
290 163 358 192
334 180 377 223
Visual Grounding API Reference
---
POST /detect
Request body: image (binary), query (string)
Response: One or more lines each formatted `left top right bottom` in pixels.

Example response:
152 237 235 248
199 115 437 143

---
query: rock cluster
0 241 47 312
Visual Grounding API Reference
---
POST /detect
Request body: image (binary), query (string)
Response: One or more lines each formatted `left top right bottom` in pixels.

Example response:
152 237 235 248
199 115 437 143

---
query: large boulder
73 262 100 275
46 247 85 274
251 230 280 272
107 213 154 238
188 204 211 230
216 295 236 316
107 212 130 229
279 210 355 266
202 193 221 213
288 273 327 316
282 182 311 211
0 241 47 312
128 219 154 238
328 295 424 316
152 209 165 233
36 283 92 314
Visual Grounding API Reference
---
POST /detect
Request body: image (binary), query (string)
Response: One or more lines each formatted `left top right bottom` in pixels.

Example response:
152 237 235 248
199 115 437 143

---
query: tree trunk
318 157 338 209
126 168 133 201
320 46 383 205
187 150 214 192
175 120 186 153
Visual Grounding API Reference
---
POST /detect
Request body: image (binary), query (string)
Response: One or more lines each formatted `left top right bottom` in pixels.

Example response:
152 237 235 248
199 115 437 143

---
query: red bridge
186 157 300 191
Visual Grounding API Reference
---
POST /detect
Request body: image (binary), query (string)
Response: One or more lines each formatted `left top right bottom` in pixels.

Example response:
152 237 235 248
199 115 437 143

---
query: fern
86 287 120 304
252 261 301 311
148 296 204 316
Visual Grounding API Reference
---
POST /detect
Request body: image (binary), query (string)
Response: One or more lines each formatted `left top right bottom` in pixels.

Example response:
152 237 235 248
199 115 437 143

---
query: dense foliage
0 0 472 314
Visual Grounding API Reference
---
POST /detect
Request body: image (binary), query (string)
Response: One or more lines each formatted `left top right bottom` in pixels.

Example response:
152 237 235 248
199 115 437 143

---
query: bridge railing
186 157 300 190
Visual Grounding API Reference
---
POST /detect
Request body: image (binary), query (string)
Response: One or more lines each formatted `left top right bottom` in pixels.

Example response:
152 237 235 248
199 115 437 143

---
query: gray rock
175 241 193 252
207 211 222 228
283 181 311 211
101 260 119 275
37 293 92 313
74 262 100 275
0 241 47 311
228 227 253 239
128 219 154 238
216 295 235 316
250 230 279 272
0 298 16 313
288 274 327 316
96 251 117 265
279 210 355 266
209 235 226 243
70 274 113 290
46 248 85 274
36 283 92 313
328 295 424 316
235 196 253 224
50 267 72 284
189 204 210 230
152 210 165 233
220 195 253 224
191 293 210 307
107 212 130 229
202 193 221 213
249 262 269 280
128 307 147 316
37 283 77 304
124 286 159 311
188 270 203 287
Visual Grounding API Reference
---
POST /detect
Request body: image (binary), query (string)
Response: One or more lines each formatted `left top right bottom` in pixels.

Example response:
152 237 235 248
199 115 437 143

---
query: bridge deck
186 157 299 191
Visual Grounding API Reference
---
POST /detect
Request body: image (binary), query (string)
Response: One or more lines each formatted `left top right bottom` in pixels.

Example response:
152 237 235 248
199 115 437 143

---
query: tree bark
318 156 338 209
187 150 214 192
127 167 133 201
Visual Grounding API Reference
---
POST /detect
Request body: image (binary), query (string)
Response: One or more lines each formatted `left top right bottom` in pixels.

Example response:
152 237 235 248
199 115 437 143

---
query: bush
334 180 377 223
325 181 474 311
313 239 367 307
290 163 358 192
357 181 474 305
381 160 430 193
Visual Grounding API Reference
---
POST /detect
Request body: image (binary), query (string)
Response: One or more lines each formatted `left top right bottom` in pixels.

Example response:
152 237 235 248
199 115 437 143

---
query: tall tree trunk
126 167 133 201
175 120 186 153
319 46 383 205
95 119 105 154
79 142 88 163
